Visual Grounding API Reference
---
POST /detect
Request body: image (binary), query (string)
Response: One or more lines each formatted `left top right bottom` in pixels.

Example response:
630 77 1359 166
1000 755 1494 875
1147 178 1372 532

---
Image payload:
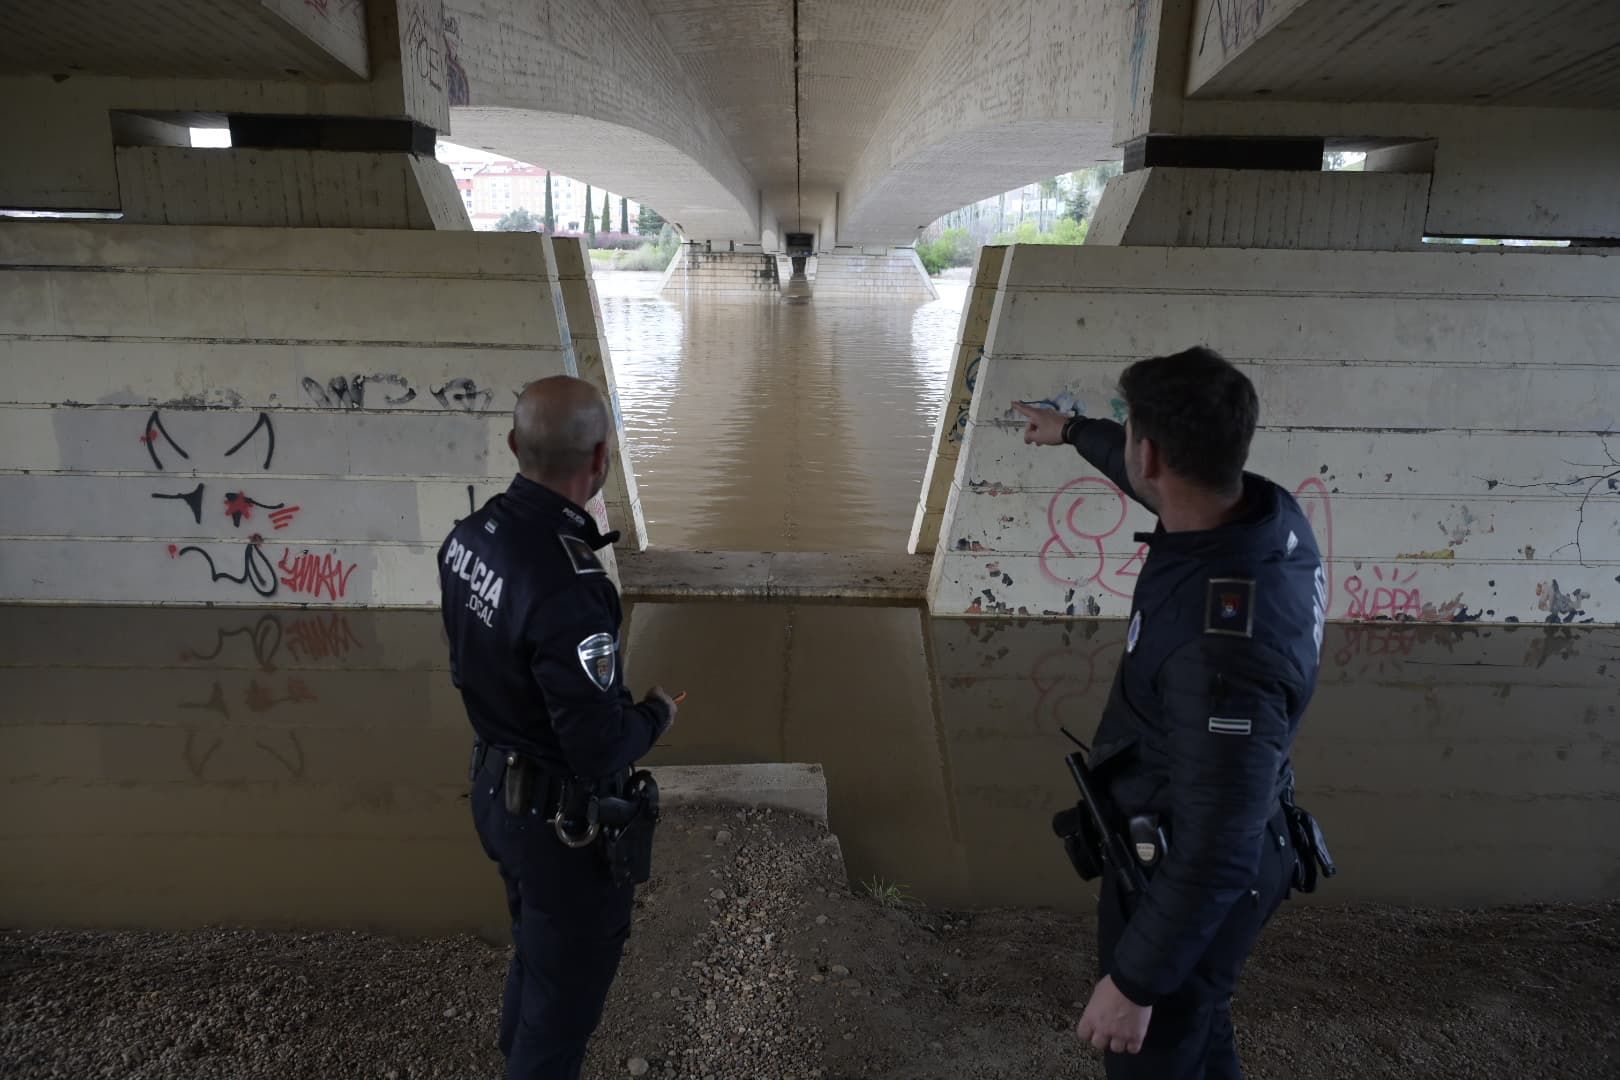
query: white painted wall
0 222 631 607
927 244 1620 623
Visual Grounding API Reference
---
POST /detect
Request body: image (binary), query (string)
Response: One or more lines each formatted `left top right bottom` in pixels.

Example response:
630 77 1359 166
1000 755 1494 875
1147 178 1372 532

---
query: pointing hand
1012 402 1071 447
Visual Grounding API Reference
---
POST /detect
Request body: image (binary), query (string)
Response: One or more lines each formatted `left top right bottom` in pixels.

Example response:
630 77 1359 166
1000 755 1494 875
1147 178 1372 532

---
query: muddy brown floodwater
3 604 1615 934
600 270 968 551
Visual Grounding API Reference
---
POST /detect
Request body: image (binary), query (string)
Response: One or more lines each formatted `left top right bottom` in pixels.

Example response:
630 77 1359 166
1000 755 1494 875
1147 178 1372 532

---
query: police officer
1016 346 1327 1079
440 375 677 1080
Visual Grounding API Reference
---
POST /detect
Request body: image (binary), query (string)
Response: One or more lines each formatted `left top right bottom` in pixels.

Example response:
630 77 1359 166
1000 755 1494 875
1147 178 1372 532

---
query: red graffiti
224 491 256 524
285 613 363 661
1028 631 1128 732
1345 565 1422 620
277 549 357 601
269 506 300 530
1332 624 1419 670
244 677 320 714
304 0 330 13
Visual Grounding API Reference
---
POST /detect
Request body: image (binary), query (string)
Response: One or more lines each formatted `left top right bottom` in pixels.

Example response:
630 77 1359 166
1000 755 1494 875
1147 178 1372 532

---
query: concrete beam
114 147 469 229
1088 167 1431 250
444 0 760 242
838 0 1120 246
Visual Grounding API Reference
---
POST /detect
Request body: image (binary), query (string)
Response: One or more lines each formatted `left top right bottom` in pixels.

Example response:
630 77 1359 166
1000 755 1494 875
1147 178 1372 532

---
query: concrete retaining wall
926 244 1620 624
0 222 631 606
812 250 939 302
659 248 779 298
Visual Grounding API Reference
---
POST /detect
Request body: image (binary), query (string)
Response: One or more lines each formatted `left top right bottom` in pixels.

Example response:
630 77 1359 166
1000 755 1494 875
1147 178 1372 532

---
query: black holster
597 770 660 887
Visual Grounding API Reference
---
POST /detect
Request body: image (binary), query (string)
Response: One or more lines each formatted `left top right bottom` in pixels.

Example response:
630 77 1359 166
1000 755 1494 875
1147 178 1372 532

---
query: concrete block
1089 168 1431 251
928 243 1620 624
0 223 576 606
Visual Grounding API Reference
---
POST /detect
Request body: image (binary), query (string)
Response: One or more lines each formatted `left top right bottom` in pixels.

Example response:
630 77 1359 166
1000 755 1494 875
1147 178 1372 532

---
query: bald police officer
1017 347 1329 1080
440 375 677 1080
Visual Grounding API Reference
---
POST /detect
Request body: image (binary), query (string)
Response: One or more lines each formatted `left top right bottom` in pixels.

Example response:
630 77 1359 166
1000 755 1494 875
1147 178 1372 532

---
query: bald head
511 376 610 490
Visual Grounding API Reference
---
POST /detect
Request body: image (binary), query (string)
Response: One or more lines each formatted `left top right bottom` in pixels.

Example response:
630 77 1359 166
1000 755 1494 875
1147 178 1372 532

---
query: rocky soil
4 803 1617 1079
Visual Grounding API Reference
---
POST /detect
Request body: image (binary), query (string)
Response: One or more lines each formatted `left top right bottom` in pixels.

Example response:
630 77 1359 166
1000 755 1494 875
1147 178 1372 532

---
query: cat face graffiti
143 410 354 601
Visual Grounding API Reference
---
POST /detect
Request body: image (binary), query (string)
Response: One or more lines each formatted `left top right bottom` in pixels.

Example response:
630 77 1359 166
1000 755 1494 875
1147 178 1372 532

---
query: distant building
438 151 645 234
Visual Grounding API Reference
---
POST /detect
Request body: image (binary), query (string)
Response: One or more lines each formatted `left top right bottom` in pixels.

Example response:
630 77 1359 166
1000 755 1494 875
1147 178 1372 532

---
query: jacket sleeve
437 533 462 690
526 579 669 778
1065 417 1142 505
1107 635 1296 1006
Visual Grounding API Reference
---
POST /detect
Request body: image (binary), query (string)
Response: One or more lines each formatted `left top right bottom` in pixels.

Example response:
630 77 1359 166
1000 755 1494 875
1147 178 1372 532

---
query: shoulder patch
1205 578 1255 638
560 533 606 576
576 632 617 690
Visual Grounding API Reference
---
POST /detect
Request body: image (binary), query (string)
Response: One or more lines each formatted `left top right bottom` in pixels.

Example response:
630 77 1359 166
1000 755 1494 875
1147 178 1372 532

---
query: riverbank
4 804 1616 1079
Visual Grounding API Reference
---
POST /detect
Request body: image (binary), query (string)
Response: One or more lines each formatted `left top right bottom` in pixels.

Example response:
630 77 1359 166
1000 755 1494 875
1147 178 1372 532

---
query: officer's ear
507 429 519 460
592 441 610 477
1137 432 1163 480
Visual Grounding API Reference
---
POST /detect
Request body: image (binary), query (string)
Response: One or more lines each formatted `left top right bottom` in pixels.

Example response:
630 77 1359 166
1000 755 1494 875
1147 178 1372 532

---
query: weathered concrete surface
659 249 780 298
113 147 469 230
910 245 1006 555
926 243 1620 623
1089 168 1431 250
811 250 938 302
0 0 371 82
840 0 1119 245
1184 0 1620 107
0 222 631 606
657 763 829 823
446 0 758 242
618 551 929 603
1122 1 1620 242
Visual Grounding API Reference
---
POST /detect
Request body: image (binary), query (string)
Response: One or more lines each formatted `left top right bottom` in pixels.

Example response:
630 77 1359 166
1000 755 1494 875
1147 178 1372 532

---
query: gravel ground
4 804 1617 1080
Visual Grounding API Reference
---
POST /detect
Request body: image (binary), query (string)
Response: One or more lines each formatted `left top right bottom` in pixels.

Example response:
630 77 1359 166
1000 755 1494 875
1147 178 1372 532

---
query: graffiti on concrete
139 410 357 602
1196 0 1270 61
277 548 358 601
170 540 280 598
301 372 495 411
945 351 982 447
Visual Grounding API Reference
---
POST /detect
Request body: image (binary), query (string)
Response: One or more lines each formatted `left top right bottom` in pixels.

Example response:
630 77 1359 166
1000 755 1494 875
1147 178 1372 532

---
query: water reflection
596 271 966 551
4 604 1615 933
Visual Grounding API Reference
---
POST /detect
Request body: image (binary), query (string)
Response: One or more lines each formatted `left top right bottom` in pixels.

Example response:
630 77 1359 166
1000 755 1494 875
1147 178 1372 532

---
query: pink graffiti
277 549 357 601
1038 476 1143 597
1344 566 1422 620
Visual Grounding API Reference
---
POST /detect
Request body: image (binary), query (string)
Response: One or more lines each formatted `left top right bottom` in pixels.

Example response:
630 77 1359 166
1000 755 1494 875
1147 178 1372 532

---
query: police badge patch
1205 578 1256 637
576 632 617 690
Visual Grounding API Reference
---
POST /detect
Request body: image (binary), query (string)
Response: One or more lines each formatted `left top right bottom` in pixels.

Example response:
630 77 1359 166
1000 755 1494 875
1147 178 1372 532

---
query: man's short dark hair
1118 346 1258 493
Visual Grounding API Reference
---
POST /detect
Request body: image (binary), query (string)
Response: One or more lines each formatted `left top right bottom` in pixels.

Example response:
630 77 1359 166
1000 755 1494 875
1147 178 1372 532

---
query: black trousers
1097 813 1294 1080
471 757 634 1080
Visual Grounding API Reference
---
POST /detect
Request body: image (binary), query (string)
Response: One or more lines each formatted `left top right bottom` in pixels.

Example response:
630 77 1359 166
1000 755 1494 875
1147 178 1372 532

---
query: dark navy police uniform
439 474 671 1080
1066 417 1326 1080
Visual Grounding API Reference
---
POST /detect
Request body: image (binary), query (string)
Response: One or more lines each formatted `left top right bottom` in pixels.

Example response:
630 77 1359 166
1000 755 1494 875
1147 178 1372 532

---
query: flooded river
599 270 967 551
4 274 1616 934
3 603 1615 934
